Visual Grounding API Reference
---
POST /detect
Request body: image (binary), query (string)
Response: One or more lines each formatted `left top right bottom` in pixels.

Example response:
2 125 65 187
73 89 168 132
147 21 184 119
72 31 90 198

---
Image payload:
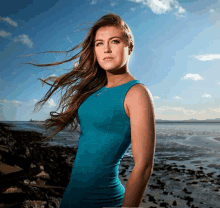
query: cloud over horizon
194 54 220 61
128 0 186 16
0 16 18 27
182 73 204 81
0 30 12 38
13 34 34 48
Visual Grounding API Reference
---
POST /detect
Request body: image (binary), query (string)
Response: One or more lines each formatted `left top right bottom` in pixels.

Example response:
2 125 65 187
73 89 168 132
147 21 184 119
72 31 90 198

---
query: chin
101 64 124 71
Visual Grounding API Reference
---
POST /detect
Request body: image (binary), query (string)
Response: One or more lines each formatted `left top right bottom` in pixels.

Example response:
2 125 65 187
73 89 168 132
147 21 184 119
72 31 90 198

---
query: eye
95 40 120 47
96 42 102 46
112 40 120 44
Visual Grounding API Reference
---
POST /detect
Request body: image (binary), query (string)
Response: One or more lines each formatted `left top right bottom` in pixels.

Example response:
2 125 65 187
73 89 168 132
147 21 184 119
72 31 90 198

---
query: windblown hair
28 13 134 140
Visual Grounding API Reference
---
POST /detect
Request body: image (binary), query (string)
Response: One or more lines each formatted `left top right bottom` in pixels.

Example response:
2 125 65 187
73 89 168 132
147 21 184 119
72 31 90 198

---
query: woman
30 13 156 208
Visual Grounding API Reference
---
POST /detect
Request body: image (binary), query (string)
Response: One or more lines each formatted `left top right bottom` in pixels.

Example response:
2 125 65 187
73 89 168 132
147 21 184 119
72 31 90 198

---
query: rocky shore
0 122 75 208
0 121 220 208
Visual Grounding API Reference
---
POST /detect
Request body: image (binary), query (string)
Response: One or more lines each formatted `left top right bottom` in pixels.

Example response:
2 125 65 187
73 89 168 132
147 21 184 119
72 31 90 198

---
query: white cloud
170 107 195 115
155 106 196 115
209 108 220 113
48 98 56 107
209 9 215 13
202 93 212 98
181 73 204 81
0 16 18 27
13 34 33 48
174 96 183 99
0 30 11 38
154 106 219 120
154 96 160 99
11 100 22 104
218 82 220 85
91 0 97 4
128 0 186 16
194 54 220 61
110 1 116 6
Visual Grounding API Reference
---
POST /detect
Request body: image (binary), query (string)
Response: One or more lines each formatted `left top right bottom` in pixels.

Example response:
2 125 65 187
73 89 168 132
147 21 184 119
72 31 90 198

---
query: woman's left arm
121 84 156 207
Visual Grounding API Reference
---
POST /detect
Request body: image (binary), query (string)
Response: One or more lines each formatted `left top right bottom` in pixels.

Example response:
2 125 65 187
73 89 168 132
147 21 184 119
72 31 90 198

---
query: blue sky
1 0 220 121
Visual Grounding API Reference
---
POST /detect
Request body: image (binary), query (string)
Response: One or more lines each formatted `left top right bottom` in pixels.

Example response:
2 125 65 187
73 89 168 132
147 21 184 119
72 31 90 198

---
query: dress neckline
103 79 137 89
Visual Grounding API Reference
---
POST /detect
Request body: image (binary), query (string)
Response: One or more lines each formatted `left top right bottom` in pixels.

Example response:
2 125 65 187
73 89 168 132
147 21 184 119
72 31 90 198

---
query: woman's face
94 26 130 72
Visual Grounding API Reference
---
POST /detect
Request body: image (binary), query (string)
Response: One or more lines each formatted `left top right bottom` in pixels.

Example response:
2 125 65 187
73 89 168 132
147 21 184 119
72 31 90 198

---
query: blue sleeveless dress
59 79 144 208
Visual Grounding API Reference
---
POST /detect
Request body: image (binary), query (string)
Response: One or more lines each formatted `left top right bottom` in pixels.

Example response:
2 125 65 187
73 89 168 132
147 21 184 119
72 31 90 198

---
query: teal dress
59 79 144 208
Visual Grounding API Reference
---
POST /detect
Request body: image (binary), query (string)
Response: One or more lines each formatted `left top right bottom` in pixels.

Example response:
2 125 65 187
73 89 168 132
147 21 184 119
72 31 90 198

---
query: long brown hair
27 13 134 140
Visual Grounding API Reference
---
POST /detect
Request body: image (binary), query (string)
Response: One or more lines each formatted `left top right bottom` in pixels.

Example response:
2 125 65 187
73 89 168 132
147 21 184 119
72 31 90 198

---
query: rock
200 179 210 182
36 179 45 185
183 187 192 194
23 179 30 185
207 172 216 177
212 187 219 191
207 164 220 170
148 194 157 202
0 202 22 208
187 201 191 206
0 166 42 188
0 151 31 169
47 196 62 208
172 200 177 205
30 181 37 185
2 186 23 194
34 171 50 180
181 195 194 202
0 163 23 175
0 145 10 153
0 192 27 204
159 201 169 207
21 200 47 208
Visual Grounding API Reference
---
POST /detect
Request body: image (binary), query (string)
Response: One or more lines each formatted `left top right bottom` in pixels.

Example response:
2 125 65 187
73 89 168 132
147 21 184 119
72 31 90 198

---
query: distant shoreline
156 121 220 123
2 120 220 123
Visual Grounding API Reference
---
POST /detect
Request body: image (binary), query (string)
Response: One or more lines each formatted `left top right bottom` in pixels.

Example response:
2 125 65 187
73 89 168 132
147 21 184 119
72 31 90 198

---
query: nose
104 43 112 53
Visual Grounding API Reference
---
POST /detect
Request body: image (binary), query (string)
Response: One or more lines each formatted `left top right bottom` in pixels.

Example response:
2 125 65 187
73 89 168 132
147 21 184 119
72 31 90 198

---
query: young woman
30 13 156 208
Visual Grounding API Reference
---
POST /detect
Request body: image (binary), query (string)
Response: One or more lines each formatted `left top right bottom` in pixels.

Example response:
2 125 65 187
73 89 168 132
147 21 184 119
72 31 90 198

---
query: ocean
2 121 220 178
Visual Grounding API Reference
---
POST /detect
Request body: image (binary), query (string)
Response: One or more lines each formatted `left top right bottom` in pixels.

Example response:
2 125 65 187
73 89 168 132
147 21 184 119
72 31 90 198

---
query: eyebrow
95 36 122 42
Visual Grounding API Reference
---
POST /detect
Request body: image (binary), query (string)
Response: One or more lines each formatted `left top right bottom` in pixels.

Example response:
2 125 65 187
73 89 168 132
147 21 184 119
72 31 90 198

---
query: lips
103 57 114 60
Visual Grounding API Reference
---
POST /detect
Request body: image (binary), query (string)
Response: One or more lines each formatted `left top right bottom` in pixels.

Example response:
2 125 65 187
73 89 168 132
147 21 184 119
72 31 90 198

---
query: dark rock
148 194 157 202
187 201 191 206
0 192 27 204
0 166 43 188
183 187 192 194
0 202 22 208
181 195 194 202
159 201 169 207
172 200 177 205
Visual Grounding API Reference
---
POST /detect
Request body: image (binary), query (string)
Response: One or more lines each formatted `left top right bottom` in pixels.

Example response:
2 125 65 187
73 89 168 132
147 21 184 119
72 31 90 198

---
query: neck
105 65 131 87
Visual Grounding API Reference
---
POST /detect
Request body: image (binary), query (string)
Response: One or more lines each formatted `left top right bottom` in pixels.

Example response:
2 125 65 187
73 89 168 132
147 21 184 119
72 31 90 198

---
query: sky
1 0 220 121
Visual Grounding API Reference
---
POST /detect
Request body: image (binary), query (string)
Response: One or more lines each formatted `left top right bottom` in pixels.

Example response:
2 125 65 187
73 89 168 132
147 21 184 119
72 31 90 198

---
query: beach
0 121 220 207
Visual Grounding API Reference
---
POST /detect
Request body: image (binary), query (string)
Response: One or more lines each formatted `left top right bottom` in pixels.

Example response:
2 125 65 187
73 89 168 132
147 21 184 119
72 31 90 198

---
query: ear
129 45 133 55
